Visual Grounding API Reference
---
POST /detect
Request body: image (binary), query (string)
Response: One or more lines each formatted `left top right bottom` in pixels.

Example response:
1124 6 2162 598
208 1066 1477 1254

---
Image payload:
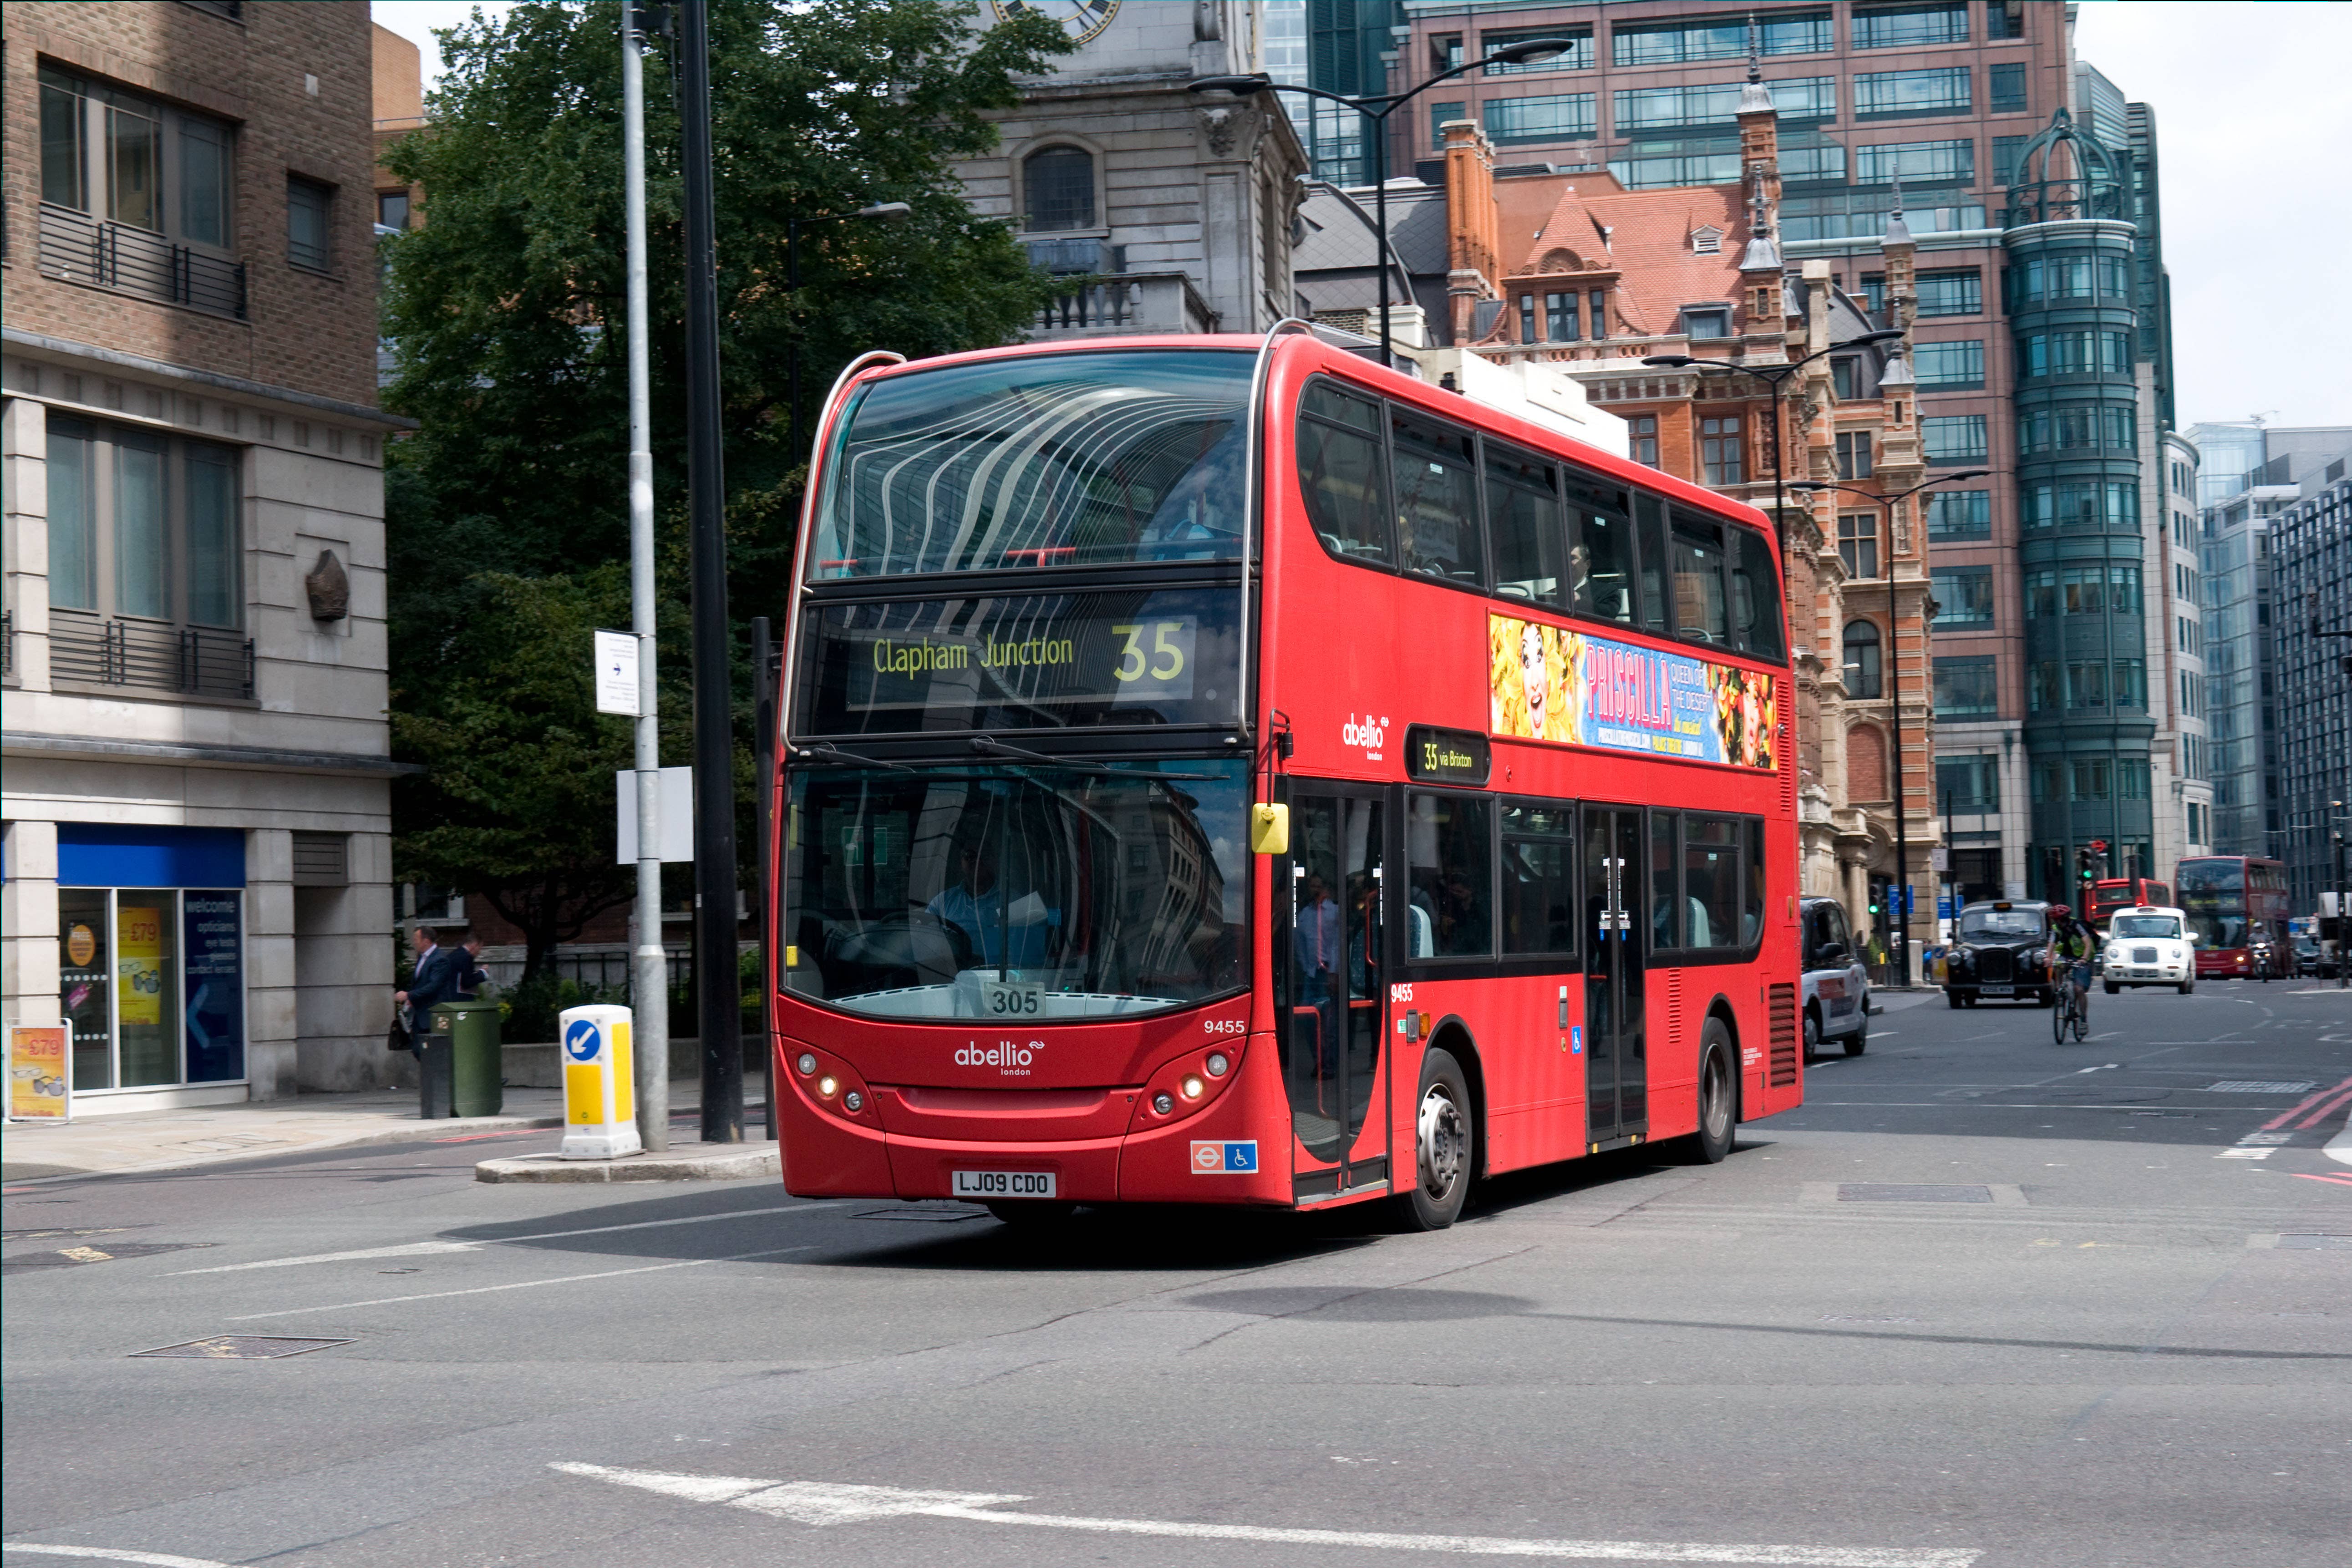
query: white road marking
2215 1148 2275 1160
2 1548 230 1568
553 1462 1981 1567
170 1203 823 1275
225 1246 810 1319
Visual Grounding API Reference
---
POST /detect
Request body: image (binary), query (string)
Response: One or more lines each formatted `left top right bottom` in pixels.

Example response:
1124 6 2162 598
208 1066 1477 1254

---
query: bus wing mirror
1250 803 1289 856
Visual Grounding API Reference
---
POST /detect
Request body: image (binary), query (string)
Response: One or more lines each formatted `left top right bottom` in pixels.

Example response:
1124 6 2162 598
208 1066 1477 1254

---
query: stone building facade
3 0 404 1111
956 1 1310 340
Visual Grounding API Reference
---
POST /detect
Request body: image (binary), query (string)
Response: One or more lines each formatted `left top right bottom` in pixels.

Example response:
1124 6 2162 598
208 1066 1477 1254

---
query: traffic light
2076 848 2095 884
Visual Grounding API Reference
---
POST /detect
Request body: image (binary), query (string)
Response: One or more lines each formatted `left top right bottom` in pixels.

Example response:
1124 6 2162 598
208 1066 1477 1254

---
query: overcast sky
371 1 2352 428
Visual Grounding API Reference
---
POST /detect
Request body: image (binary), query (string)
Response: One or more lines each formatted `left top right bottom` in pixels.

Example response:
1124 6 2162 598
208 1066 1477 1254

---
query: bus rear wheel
1393 1048 1473 1232
1682 1020 1738 1164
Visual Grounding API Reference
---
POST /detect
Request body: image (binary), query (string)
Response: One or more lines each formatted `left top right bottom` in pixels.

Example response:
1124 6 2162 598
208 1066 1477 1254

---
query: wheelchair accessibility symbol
564 1018 602 1063
1191 1140 1257 1174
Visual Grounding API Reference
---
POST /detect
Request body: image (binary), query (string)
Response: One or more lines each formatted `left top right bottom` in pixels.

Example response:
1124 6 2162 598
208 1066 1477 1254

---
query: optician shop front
54 825 246 1106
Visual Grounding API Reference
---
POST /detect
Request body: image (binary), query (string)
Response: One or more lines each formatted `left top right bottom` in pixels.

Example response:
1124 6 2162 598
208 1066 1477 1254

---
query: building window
1856 138 1975 186
2108 564 2142 614
1859 273 1887 315
1429 101 1464 150
1932 566 1995 624
2115 659 2147 710
1611 139 1742 189
1991 133 2030 186
1614 77 1837 132
1989 62 2027 113
1838 513 1880 579
2066 661 2108 709
1701 415 1743 484
1925 488 1991 538
376 190 410 230
1023 146 1096 232
1837 431 1873 480
1843 619 1882 698
1612 11 1833 66
1483 92 1596 144
1519 295 1538 344
1627 415 1658 467
1852 3 1971 51
1854 67 1972 118
1935 655 1997 716
1914 268 1982 315
2023 568 2056 619
1936 753 1999 812
1482 27 1595 74
1913 340 1985 388
1922 414 1987 462
46 417 243 630
1986 0 2027 41
287 175 334 270
2028 660 2059 713
1831 357 1858 401
2059 566 2104 615
1683 306 1732 340
2072 758 2111 802
1546 291 1580 340
41 66 236 250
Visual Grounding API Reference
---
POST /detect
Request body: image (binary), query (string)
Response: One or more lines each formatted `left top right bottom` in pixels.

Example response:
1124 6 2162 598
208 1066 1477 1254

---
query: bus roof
835 330 1775 537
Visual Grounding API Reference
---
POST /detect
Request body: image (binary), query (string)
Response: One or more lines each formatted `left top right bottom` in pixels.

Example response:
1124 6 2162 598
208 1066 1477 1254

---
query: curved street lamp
1645 330 1905 541
1792 469 1995 983
1191 37 1580 368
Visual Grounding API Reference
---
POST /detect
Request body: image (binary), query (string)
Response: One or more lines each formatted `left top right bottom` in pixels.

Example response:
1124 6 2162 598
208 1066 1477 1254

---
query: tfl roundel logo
1190 1140 1258 1174
564 1018 602 1063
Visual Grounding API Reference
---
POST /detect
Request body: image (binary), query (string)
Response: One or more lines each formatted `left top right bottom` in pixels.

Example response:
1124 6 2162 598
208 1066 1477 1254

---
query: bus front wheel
1683 1020 1738 1164
1394 1048 1473 1232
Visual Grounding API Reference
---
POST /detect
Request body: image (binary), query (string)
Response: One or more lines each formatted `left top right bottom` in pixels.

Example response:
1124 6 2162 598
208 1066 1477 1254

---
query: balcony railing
48 611 254 700
1032 273 1219 340
39 204 247 320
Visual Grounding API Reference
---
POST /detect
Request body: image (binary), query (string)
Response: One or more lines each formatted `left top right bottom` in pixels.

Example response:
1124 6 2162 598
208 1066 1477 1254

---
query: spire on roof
1739 182 1779 271
1736 13 1776 114
1883 170 1912 245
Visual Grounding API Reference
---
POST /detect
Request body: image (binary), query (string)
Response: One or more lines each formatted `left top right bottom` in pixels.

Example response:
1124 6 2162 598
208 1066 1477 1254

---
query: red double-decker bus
2088 876 2171 928
770 326 1801 1229
2175 855 2289 977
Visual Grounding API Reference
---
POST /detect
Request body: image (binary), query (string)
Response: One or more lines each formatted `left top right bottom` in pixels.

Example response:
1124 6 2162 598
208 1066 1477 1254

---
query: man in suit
395 927 462 1058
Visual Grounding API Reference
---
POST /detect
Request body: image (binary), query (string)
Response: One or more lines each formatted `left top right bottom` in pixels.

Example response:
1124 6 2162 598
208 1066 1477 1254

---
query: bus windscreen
809 350 1254 579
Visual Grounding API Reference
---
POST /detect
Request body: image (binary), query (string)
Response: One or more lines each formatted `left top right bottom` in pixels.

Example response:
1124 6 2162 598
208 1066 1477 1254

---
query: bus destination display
800 587 1239 735
1488 613 1777 771
1404 726 1491 786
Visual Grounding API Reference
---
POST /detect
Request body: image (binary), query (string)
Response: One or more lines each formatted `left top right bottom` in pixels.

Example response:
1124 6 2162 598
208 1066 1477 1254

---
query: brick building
1430 77 1937 968
4 0 405 1110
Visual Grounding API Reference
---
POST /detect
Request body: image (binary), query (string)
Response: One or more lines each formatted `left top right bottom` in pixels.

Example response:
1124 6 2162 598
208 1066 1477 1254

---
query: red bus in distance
771 325 1801 1229
2088 876 2171 928
2174 855 2289 978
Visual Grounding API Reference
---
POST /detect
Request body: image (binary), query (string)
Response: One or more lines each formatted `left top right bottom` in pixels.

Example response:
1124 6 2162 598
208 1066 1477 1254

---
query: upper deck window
811 350 1251 580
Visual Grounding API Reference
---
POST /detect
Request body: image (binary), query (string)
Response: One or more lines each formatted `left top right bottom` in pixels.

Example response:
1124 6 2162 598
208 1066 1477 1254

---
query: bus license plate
953 1170 1057 1200
1981 984 2013 995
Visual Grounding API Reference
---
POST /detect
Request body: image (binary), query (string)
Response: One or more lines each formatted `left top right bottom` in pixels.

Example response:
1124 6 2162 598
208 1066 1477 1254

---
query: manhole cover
1837 1184 1993 1203
2207 1081 2317 1094
856 1205 988 1223
2276 1235 2352 1251
133 1336 352 1359
3 1241 214 1274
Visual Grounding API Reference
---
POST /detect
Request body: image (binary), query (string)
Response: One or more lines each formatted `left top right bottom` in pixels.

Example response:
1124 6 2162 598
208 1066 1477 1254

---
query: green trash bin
427 1000 503 1118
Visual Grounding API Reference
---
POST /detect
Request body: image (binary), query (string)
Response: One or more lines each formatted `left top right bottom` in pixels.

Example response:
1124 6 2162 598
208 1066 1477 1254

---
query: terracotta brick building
1434 80 1942 964
4 1 406 1109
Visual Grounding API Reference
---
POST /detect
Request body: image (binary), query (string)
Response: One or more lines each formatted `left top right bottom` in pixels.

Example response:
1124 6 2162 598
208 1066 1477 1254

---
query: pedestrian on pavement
455 934 493 999
394 926 463 1057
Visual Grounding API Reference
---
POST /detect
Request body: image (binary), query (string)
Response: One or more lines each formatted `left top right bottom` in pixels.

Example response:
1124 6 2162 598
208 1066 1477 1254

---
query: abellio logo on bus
1342 713 1389 760
956 1039 1046 1076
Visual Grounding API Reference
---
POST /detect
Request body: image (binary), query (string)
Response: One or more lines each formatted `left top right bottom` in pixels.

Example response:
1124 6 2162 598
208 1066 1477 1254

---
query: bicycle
2051 957 2089 1043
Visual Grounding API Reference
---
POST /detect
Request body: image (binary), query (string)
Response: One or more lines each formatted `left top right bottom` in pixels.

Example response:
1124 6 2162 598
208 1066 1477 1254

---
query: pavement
2 1076 772 1186
3 975 2348 1568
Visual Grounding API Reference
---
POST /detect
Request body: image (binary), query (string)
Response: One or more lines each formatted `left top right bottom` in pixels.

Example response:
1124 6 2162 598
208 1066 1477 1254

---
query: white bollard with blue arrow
558 1004 642 1160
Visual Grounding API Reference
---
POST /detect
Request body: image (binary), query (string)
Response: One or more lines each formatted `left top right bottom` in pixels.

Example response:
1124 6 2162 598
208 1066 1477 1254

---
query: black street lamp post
1190 38 1580 368
1795 470 1993 984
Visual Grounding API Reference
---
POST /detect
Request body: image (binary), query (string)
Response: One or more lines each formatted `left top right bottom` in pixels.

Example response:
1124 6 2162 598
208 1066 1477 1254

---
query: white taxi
2099 906 2195 995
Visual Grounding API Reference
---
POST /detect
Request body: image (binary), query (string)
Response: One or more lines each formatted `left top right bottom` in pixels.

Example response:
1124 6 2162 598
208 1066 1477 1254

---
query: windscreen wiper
970 733 1220 781
789 741 911 771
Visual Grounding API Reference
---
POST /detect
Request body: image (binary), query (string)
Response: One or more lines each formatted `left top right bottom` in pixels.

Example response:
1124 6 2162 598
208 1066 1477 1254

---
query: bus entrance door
1582 805 1649 1143
1284 789 1390 1197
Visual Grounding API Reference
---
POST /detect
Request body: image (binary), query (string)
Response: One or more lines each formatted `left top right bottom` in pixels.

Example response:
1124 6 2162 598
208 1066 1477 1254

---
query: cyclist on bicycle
2049 904 2094 1025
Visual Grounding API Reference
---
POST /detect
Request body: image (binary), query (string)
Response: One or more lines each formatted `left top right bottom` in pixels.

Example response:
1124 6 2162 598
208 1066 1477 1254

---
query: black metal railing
48 611 254 699
39 204 247 320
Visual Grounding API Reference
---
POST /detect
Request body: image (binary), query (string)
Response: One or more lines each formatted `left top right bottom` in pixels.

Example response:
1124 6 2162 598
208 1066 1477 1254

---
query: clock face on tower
990 0 1121 47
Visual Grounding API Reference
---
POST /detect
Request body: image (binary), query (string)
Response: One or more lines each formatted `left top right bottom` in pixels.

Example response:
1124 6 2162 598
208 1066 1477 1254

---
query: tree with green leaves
381 0 1070 972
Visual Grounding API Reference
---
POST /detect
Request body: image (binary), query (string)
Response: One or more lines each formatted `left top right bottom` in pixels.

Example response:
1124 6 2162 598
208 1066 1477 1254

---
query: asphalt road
5 978 2348 1568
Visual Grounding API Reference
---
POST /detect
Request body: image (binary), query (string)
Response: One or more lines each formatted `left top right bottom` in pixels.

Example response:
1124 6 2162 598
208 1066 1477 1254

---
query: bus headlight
1181 1075 1204 1101
1205 1052 1230 1077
